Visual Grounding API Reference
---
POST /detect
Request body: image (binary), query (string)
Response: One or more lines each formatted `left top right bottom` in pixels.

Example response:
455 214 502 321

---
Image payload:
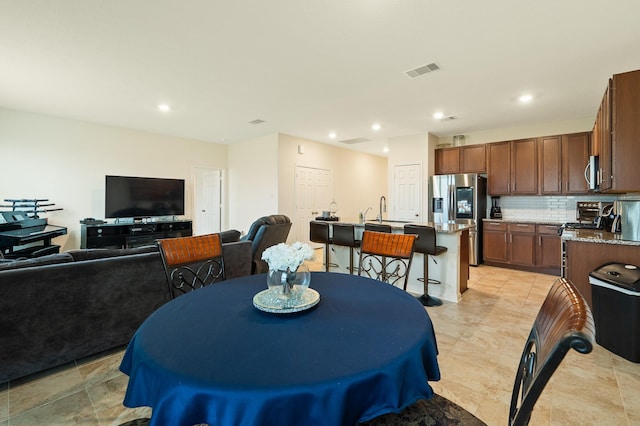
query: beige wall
227 133 279 234
277 133 387 240
387 133 430 220
0 108 227 250
437 117 593 146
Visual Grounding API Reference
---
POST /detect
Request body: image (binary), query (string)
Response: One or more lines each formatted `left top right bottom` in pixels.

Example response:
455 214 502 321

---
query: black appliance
105 175 185 219
490 196 502 219
589 263 640 362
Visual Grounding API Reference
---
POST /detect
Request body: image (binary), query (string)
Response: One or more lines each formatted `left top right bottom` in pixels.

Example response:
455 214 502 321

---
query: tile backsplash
491 195 618 223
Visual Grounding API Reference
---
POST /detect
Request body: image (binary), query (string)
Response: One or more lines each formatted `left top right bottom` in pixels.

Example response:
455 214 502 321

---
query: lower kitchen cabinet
508 223 536 266
536 225 562 269
565 240 640 309
483 221 508 262
482 221 561 275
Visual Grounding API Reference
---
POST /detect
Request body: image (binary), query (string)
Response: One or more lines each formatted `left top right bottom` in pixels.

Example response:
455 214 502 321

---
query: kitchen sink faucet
377 196 387 222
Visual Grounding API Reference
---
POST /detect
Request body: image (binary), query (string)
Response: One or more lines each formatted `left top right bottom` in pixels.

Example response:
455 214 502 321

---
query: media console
80 220 192 249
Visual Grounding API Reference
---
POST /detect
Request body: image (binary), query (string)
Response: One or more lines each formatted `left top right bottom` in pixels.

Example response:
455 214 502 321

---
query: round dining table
120 272 441 426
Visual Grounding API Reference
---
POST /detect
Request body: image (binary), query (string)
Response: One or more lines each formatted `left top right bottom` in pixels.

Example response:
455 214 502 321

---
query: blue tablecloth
120 272 440 426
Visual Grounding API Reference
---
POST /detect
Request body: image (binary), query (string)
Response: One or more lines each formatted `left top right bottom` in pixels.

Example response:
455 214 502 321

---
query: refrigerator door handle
448 183 455 222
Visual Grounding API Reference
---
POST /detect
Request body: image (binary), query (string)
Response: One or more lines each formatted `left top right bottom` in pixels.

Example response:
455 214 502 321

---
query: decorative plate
253 288 320 314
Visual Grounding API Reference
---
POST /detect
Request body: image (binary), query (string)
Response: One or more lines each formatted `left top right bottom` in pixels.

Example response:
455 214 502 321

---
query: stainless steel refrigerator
429 174 487 266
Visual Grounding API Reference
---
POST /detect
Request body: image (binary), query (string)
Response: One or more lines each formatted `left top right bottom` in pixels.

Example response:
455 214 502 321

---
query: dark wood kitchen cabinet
459 144 486 173
482 221 508 262
508 223 536 267
565 240 640 309
562 133 590 194
538 135 563 194
540 133 590 195
435 144 486 175
536 225 561 269
511 138 538 195
434 147 460 175
483 220 561 274
487 139 537 195
591 69 640 193
487 141 511 195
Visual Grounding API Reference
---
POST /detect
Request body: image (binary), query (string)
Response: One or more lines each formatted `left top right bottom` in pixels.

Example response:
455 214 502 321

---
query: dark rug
361 395 486 426
119 394 486 426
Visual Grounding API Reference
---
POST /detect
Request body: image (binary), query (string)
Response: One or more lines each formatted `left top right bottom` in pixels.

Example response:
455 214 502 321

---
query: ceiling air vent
248 119 265 125
339 137 370 145
405 62 440 79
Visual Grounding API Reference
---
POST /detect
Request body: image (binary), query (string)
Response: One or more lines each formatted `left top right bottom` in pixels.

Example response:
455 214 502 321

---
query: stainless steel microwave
585 155 599 191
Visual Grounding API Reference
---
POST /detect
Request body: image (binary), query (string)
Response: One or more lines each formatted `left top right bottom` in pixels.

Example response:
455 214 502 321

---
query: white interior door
193 166 221 235
394 164 422 222
295 166 333 243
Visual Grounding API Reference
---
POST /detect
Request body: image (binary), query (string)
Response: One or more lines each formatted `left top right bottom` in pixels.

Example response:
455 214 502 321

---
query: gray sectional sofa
0 239 252 383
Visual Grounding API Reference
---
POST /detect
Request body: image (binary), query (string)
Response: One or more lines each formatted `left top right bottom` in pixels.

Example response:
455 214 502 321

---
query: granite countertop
560 229 640 246
481 218 639 246
332 219 474 234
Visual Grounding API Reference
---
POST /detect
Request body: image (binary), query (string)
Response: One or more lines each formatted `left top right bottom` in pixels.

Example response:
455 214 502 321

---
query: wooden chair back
157 233 225 299
509 277 595 426
357 231 416 289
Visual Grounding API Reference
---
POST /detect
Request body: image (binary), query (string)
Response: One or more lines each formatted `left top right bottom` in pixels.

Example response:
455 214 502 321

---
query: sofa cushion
0 253 74 271
219 229 241 243
67 245 158 261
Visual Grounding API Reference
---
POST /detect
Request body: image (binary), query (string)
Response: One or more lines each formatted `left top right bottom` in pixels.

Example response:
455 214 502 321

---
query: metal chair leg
416 254 442 307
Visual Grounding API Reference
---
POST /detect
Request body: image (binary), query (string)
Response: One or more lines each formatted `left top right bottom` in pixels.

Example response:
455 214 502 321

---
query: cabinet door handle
504 234 507 243
516 224 528 227
509 234 512 243
538 236 542 246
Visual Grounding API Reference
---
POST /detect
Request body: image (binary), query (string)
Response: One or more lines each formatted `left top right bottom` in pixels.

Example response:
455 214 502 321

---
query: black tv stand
80 219 192 249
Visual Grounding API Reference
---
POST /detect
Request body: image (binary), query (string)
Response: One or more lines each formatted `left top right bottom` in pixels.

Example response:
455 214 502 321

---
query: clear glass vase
266 263 311 302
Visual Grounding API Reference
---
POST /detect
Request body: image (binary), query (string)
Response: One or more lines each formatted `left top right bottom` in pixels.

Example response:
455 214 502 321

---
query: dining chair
361 277 595 426
357 230 416 290
157 233 225 299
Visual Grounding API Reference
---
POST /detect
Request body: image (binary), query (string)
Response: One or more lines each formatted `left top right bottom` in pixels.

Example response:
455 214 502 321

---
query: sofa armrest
222 240 252 279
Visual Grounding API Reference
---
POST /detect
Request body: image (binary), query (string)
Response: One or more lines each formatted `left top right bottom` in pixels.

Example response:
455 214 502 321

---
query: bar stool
309 221 337 272
404 224 447 307
331 223 361 274
364 223 392 233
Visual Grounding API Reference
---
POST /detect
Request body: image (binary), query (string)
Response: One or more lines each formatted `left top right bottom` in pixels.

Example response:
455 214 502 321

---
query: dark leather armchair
241 215 292 274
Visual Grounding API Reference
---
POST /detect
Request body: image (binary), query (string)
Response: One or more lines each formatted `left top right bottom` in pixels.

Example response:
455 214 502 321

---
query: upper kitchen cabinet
434 147 460 175
488 139 537 195
592 70 640 193
562 133 590 194
539 133 590 194
434 144 486 175
487 141 511 194
538 135 563 194
459 145 486 173
511 138 538 194
605 69 640 192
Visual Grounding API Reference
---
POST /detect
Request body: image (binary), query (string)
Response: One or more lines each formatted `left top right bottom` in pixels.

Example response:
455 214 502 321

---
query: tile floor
1 264 639 425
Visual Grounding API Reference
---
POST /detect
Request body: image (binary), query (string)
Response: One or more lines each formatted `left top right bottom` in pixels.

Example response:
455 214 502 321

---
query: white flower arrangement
262 241 315 272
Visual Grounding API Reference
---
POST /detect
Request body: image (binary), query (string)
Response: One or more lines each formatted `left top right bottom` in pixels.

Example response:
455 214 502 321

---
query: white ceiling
1 1 640 156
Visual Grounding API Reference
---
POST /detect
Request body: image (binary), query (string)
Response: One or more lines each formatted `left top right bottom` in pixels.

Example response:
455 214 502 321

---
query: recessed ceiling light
372 123 381 131
329 132 336 139
518 94 533 103
383 147 389 153
157 103 171 112
433 112 444 120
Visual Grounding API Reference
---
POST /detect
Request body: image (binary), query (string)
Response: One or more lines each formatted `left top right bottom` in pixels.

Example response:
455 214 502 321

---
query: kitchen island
561 228 640 308
318 219 473 303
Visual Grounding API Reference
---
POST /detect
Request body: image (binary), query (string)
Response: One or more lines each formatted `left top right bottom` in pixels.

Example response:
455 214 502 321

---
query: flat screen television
105 175 185 219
